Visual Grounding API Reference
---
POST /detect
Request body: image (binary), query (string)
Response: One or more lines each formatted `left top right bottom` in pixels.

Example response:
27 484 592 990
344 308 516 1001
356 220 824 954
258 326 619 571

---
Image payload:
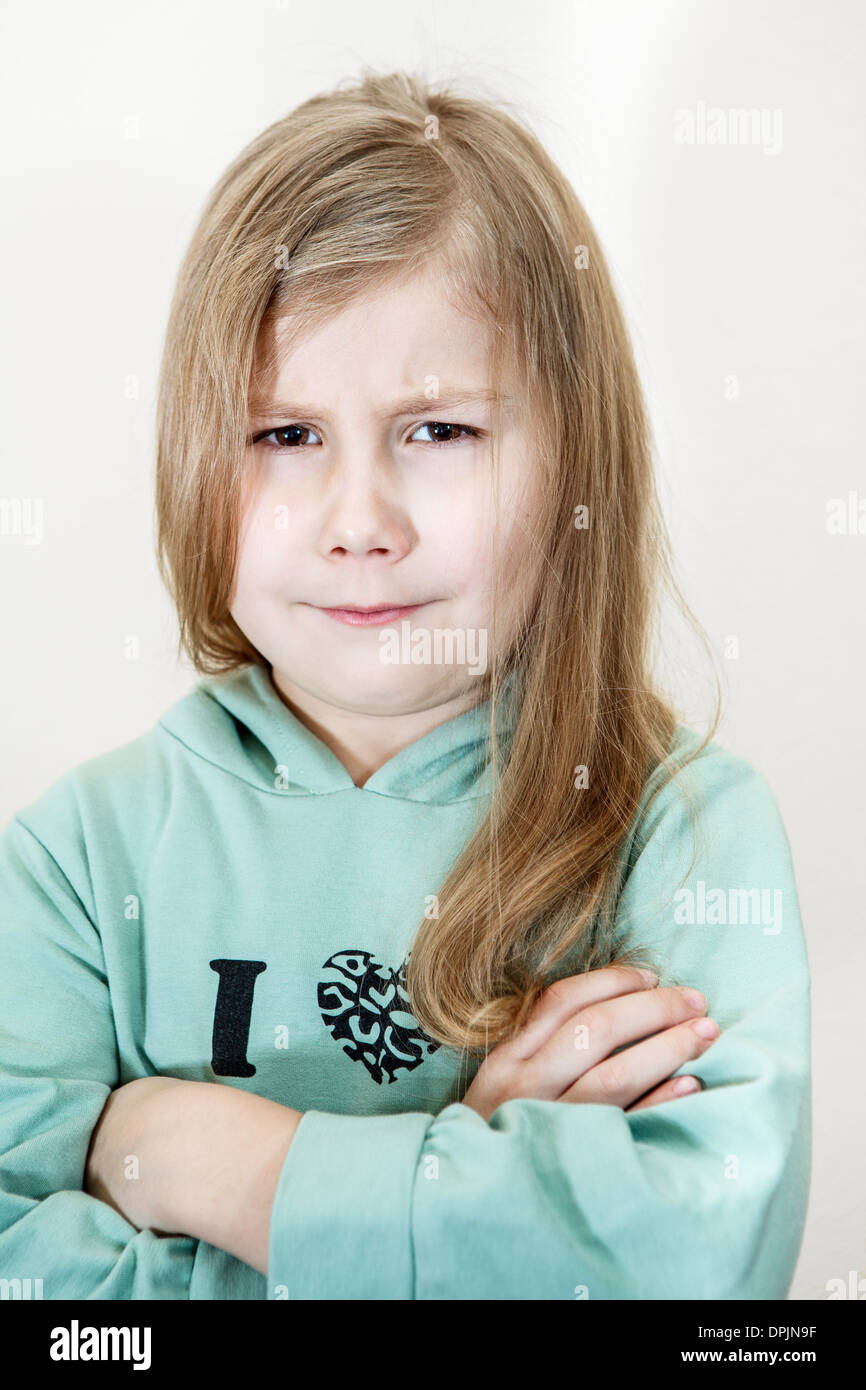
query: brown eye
255 424 322 450
274 425 313 447
411 422 481 446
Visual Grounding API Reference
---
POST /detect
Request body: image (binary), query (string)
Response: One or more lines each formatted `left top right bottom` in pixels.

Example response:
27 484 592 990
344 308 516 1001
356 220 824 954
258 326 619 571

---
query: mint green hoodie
0 663 810 1299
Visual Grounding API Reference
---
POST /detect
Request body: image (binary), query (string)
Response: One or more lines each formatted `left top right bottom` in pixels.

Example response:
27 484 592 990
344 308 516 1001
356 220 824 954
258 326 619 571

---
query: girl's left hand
84 1076 189 1233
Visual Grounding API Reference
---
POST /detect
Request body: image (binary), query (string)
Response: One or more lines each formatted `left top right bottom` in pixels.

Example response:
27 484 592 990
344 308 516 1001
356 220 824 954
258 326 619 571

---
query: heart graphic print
318 949 440 1084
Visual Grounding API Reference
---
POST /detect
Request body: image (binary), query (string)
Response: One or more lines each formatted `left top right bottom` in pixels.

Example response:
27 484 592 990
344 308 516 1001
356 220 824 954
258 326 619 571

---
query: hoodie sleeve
267 744 812 1300
0 813 210 1299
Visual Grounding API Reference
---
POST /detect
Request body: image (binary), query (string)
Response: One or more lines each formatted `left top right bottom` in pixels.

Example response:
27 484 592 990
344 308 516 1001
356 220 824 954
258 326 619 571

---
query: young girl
0 70 810 1300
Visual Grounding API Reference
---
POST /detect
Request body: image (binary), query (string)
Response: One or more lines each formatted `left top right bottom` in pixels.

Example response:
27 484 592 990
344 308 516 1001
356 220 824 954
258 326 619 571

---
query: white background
1 0 863 1300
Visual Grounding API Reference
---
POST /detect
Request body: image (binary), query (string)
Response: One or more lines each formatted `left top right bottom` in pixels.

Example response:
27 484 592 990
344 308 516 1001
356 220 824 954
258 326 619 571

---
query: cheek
420 467 537 601
231 500 290 606
498 456 542 566
427 518 492 594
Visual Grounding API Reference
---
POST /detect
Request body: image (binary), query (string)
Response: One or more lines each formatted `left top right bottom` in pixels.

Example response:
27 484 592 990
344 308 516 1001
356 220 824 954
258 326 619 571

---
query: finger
508 965 660 1061
625 1074 705 1113
560 1016 721 1108
519 985 711 1099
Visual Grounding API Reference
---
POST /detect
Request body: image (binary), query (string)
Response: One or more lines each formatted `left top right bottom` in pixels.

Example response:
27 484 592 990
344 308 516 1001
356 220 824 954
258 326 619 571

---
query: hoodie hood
158 661 521 805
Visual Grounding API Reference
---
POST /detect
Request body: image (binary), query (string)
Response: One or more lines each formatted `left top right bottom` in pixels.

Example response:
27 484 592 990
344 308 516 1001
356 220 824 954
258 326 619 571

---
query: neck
268 668 486 787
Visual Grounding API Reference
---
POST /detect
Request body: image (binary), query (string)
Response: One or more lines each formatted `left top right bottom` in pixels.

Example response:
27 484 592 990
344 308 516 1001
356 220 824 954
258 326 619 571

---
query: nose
315 453 415 563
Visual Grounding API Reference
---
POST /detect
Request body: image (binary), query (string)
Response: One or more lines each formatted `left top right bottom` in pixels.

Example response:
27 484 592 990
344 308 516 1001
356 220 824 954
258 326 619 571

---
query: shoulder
613 725 808 1011
619 724 796 894
635 724 787 842
2 688 201 870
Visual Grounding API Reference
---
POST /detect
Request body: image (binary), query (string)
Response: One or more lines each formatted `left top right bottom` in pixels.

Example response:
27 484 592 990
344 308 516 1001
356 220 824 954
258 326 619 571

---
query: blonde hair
155 69 721 1065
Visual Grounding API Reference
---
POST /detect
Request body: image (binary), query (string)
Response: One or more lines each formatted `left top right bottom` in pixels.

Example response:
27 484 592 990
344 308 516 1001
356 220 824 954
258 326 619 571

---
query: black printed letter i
209 958 267 1077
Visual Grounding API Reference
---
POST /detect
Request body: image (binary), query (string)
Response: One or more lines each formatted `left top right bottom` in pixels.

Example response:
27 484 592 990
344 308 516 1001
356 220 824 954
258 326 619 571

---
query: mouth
306 601 432 627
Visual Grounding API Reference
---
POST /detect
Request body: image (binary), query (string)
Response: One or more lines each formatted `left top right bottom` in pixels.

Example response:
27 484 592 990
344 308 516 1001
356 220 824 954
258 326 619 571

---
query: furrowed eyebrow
248 388 510 424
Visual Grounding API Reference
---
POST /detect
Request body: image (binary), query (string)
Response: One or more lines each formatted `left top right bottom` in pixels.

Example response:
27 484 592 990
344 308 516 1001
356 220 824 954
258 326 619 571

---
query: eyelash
251 422 483 452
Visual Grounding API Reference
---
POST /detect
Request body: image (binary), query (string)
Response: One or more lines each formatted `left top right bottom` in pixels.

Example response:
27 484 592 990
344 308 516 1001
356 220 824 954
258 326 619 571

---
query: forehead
250 266 498 407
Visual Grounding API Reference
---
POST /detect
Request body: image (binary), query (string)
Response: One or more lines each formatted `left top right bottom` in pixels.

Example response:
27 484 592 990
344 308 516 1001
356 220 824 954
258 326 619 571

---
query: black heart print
318 949 440 1084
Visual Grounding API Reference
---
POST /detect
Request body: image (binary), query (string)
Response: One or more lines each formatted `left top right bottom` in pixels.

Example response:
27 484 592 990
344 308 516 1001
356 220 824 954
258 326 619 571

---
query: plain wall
1 0 863 1300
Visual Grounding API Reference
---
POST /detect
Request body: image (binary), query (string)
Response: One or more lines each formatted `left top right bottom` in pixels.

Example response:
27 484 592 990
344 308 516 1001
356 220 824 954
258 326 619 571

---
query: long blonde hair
155 68 721 1062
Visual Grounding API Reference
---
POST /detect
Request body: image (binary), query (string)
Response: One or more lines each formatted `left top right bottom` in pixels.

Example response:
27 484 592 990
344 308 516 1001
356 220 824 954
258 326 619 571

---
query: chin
320 664 463 713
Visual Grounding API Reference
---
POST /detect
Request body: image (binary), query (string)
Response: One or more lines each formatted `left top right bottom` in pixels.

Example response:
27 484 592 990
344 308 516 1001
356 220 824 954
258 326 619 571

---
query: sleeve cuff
267 1108 435 1299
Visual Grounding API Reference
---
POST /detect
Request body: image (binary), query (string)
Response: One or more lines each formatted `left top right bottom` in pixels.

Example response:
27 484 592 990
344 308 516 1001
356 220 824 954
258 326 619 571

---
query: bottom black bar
0 1296 858 1374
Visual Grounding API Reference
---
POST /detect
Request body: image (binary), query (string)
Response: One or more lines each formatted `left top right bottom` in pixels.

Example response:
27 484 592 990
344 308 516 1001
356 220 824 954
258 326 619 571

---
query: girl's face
230 264 543 720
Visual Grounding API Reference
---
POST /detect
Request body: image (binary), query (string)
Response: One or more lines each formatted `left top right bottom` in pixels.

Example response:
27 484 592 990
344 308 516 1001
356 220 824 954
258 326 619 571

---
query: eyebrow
247 387 510 424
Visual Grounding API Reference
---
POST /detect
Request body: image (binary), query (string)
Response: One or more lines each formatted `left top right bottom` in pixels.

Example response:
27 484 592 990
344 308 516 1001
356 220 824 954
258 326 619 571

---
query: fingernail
639 969 658 986
691 1017 720 1040
674 1075 701 1095
680 987 706 1010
